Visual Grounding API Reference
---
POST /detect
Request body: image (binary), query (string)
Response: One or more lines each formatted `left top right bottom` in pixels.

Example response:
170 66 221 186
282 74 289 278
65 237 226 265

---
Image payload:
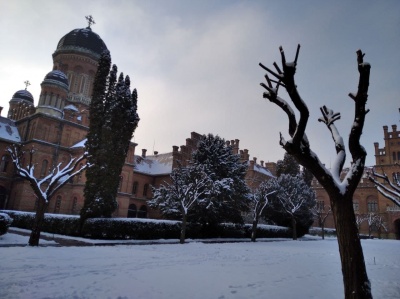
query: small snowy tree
149 164 213 244
189 134 250 229
260 45 372 298
249 180 276 242
355 214 366 232
8 145 89 246
367 166 400 207
273 174 315 240
313 204 331 239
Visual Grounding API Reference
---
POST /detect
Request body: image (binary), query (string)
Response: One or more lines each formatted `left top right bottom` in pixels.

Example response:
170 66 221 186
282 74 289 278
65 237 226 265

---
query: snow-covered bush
0 212 13 235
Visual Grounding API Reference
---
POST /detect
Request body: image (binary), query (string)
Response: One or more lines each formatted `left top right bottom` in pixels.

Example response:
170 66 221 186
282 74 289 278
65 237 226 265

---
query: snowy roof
71 138 86 148
64 104 79 112
250 162 275 178
0 117 21 143
134 153 173 175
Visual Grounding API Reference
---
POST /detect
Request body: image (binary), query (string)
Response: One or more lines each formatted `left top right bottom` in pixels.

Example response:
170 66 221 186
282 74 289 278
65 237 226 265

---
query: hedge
1 210 291 240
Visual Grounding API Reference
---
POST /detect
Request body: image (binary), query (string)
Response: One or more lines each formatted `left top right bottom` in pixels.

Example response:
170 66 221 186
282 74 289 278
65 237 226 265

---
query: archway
0 186 7 209
394 218 400 240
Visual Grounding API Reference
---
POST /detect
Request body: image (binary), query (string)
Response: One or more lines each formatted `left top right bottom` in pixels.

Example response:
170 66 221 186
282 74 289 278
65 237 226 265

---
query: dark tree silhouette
259 45 372 298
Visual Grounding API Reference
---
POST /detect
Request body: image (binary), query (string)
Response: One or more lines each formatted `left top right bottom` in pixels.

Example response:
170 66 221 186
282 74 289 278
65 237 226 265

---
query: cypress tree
80 52 139 224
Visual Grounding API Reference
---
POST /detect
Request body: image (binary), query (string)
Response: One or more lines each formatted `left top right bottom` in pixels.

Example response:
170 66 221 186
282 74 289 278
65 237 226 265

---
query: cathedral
1 18 399 239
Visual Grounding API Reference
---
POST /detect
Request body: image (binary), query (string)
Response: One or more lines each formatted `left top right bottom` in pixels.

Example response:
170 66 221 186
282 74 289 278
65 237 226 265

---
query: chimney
0 106 3 116
253 157 257 164
173 145 179 153
142 149 147 158
392 125 397 132
260 160 264 167
154 151 158 156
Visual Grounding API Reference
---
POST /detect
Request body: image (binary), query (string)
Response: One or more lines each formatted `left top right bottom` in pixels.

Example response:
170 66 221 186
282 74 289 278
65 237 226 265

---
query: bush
0 212 13 236
0 210 291 240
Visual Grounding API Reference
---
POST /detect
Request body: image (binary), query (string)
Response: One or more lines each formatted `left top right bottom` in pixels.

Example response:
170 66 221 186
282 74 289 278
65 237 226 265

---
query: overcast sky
0 0 399 167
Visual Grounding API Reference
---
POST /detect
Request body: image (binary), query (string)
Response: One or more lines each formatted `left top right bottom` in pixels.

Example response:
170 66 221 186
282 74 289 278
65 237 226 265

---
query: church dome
11 89 34 103
42 70 69 90
54 27 108 58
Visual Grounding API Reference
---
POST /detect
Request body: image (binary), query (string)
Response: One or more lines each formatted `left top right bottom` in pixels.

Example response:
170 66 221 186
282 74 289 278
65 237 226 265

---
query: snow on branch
7 144 91 203
368 167 400 207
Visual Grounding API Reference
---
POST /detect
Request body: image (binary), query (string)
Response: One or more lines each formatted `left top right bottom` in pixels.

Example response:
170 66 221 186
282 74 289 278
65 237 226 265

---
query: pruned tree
8 145 90 246
260 45 372 298
249 180 277 242
372 214 388 239
355 214 366 232
367 165 400 207
313 204 331 239
149 164 214 244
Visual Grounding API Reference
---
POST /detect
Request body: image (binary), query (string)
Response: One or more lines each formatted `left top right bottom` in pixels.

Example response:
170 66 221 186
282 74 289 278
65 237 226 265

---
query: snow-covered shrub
81 218 182 240
0 212 13 235
0 210 80 236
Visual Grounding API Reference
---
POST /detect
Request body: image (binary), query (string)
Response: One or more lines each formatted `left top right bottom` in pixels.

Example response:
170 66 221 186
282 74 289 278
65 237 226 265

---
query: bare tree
249 180 276 242
8 145 90 246
355 214 366 232
260 45 372 298
313 204 331 239
373 214 388 239
368 165 400 207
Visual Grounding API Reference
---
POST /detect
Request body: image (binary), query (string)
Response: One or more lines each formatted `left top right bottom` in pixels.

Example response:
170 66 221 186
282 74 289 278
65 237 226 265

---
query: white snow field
0 233 399 299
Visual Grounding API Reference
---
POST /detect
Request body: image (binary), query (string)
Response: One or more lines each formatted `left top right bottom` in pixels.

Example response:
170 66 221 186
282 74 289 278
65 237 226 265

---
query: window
132 181 138 195
137 205 147 218
393 152 397 161
40 160 48 177
54 195 62 213
317 201 324 211
353 201 359 212
127 204 137 218
118 176 123 192
0 155 10 172
143 184 149 197
367 201 378 212
398 152 400 160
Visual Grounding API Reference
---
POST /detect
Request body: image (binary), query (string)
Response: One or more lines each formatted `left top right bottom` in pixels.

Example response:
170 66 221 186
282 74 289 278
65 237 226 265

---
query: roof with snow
64 104 79 112
0 117 21 143
42 70 69 91
71 138 86 149
134 153 174 176
250 162 275 178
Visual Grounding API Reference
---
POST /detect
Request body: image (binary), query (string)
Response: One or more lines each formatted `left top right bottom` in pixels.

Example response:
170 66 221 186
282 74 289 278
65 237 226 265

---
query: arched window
367 201 378 212
137 205 147 218
353 201 359 212
54 195 62 213
71 197 78 214
0 155 10 172
132 181 138 195
40 160 48 177
118 176 123 192
127 204 137 218
143 184 149 197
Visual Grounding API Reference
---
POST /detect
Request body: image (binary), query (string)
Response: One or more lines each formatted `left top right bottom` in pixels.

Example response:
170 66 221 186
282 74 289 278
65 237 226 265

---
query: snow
0 231 399 299
0 117 21 143
134 153 174 175
64 104 79 112
71 138 86 148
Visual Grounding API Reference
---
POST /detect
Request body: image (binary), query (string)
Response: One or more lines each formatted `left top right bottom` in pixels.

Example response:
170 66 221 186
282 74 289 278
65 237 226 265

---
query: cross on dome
85 15 95 28
24 80 31 90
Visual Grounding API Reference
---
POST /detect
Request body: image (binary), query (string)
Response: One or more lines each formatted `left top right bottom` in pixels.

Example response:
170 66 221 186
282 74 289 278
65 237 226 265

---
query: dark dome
42 70 69 90
55 27 108 58
11 89 34 103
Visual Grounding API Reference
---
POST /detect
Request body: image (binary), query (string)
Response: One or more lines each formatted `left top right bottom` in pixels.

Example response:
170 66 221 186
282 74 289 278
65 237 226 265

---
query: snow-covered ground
0 232 399 299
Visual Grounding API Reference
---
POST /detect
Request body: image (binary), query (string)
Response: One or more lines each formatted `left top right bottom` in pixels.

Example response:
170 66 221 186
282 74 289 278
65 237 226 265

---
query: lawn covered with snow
0 234 399 299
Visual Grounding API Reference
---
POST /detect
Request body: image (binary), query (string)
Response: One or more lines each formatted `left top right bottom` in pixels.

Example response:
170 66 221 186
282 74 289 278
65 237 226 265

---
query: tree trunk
292 216 297 240
331 194 372 299
180 213 187 244
251 218 259 242
321 222 325 240
29 198 48 246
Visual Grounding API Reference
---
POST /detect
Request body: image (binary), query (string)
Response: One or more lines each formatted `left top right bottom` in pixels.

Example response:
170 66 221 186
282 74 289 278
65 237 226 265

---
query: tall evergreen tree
189 134 250 228
81 52 139 224
276 152 300 177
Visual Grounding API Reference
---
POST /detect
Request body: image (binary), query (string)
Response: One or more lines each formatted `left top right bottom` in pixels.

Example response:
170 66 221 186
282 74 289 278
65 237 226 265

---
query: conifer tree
81 51 139 224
